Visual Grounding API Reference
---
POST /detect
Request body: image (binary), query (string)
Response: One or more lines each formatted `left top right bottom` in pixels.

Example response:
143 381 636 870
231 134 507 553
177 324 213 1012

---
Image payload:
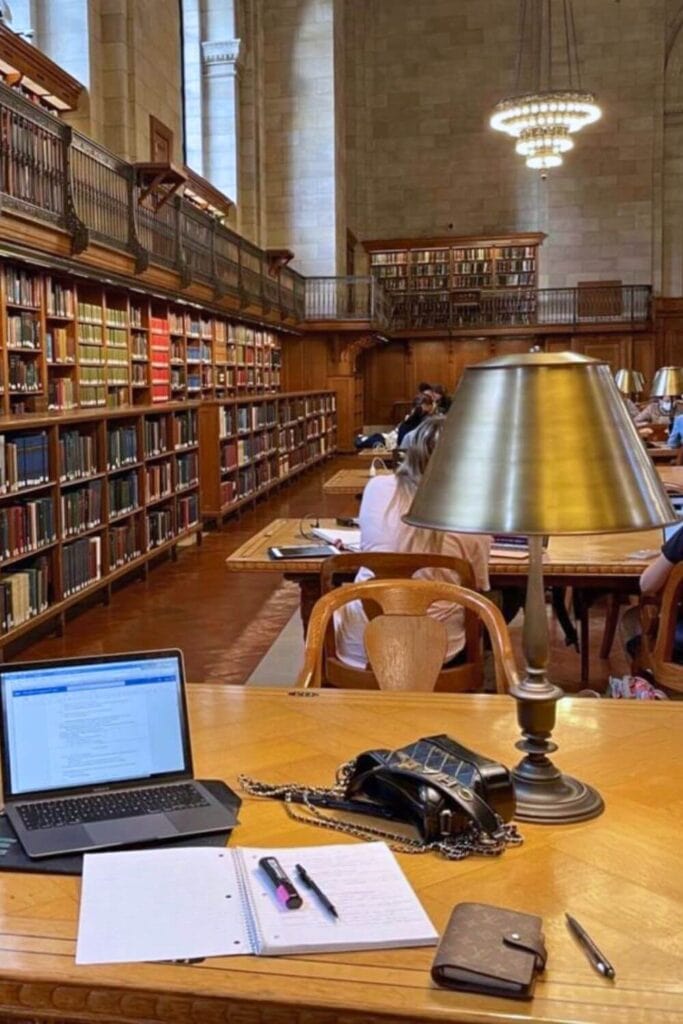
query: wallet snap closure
503 930 548 972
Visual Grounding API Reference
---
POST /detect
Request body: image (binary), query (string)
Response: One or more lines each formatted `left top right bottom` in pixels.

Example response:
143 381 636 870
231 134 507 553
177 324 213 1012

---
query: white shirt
334 474 491 669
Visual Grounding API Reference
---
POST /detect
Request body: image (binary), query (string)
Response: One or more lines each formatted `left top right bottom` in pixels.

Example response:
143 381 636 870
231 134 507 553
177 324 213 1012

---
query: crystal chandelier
490 0 601 171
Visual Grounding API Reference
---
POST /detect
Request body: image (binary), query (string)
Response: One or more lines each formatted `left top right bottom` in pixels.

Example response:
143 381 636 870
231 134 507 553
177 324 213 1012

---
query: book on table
311 526 361 551
76 841 437 964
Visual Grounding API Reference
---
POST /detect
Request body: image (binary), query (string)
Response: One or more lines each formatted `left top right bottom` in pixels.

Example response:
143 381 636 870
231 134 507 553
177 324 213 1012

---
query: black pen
565 913 615 980
295 863 339 919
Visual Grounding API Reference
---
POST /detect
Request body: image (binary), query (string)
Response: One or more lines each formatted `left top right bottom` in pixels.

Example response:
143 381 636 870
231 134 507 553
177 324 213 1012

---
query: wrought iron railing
0 82 653 334
304 276 390 328
0 81 307 321
382 283 652 331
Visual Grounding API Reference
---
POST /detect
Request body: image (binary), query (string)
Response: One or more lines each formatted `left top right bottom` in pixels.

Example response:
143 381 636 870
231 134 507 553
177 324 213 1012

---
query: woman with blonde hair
334 416 491 669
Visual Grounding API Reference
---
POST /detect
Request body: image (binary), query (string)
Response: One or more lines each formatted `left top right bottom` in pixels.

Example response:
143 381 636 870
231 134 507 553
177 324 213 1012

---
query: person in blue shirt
668 413 683 447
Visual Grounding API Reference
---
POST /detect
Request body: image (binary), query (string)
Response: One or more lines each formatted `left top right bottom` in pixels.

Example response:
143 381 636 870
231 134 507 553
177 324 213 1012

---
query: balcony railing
304 276 390 327
0 80 306 321
0 81 653 336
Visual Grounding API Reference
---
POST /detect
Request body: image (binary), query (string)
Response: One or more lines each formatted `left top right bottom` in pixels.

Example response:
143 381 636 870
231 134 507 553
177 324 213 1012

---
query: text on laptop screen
1 656 187 796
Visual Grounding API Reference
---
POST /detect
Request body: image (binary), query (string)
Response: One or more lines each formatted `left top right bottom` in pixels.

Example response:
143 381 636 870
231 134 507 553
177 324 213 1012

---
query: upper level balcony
0 79 652 337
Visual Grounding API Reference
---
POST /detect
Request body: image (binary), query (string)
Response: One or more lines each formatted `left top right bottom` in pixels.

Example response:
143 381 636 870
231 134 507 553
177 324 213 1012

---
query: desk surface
3 687 681 1024
323 467 392 493
225 517 664 578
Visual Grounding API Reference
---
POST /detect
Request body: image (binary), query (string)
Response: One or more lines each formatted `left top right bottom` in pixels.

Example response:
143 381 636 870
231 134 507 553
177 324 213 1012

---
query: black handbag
344 734 516 843
240 734 521 860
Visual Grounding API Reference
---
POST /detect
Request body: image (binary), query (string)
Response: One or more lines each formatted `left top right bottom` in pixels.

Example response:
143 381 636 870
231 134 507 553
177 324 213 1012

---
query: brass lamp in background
650 366 683 427
404 353 674 824
614 368 644 399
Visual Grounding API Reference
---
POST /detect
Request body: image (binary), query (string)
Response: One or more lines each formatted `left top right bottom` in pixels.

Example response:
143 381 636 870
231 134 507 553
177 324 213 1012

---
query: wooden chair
296 578 520 695
638 561 683 693
320 552 482 691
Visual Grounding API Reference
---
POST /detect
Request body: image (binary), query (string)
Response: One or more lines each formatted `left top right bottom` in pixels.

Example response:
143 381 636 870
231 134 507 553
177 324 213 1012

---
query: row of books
107 427 138 470
7 313 39 348
109 521 141 569
46 278 74 317
174 411 198 448
59 436 96 488
0 498 55 559
0 433 50 492
109 473 139 517
61 482 103 536
6 268 40 307
46 326 75 362
63 536 101 597
177 494 199 530
48 378 77 411
0 558 49 633
176 453 199 487
147 509 174 548
144 418 168 456
8 356 40 392
146 462 173 502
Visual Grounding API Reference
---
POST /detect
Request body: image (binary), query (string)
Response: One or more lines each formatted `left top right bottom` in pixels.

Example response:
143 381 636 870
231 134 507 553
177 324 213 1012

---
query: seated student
638 526 683 662
335 416 491 669
400 409 444 450
397 393 436 445
635 398 673 426
431 384 452 414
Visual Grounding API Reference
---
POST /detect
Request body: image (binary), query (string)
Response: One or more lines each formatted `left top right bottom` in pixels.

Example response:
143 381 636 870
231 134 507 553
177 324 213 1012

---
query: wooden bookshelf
198 390 337 523
365 233 545 329
0 259 283 418
0 390 335 652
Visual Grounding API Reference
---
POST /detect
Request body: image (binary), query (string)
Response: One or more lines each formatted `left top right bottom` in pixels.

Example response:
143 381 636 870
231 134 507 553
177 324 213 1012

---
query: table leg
285 574 322 637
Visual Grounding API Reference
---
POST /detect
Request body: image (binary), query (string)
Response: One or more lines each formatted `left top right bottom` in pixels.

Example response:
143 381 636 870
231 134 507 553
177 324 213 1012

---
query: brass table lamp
614 368 644 399
404 353 674 824
650 366 683 427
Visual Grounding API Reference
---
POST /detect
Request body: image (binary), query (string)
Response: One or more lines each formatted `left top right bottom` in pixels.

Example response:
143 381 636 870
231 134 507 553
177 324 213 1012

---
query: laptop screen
0 650 192 799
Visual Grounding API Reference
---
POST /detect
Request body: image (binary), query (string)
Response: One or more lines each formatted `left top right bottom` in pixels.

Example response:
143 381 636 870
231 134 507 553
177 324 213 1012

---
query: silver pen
565 913 616 980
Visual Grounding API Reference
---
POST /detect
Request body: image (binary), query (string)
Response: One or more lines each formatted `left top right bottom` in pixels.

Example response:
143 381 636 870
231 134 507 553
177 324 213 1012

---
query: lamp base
512 767 604 823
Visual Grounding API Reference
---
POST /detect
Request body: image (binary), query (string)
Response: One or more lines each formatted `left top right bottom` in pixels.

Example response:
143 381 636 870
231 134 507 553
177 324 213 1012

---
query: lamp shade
650 366 683 398
404 352 674 536
614 368 644 395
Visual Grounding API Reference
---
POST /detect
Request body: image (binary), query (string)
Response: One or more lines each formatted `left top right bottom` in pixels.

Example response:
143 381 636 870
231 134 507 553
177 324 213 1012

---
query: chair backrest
643 561 683 692
297 578 519 694
320 551 481 691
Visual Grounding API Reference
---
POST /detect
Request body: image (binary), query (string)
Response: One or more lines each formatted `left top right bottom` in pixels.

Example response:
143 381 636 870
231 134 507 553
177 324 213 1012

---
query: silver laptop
0 649 237 858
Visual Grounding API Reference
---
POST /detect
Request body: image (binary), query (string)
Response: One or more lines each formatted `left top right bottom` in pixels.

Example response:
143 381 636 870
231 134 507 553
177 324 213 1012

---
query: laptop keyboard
16 783 210 831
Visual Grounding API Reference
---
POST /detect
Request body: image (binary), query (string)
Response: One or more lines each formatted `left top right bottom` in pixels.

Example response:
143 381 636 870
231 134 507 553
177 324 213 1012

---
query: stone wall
344 0 665 288
262 0 343 276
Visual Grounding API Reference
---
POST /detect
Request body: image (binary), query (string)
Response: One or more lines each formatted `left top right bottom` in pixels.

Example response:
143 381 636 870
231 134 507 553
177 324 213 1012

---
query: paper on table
311 526 361 551
75 842 437 965
76 847 251 965
242 842 437 956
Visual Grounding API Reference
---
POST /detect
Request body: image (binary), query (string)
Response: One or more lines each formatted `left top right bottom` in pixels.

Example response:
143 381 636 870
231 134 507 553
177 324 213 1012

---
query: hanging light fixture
490 0 601 171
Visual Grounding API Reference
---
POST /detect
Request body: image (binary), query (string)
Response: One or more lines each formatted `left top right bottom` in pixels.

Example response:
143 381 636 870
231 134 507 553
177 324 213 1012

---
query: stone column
201 38 241 202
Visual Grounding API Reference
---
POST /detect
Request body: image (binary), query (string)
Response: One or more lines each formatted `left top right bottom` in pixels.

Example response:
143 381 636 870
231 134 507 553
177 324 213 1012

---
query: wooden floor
13 454 631 690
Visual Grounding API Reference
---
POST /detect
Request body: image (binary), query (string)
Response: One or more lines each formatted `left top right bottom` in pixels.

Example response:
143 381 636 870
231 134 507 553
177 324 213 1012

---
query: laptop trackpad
86 814 178 846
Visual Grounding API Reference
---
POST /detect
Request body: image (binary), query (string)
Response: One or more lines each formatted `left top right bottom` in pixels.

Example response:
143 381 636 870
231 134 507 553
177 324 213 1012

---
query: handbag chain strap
238 762 523 861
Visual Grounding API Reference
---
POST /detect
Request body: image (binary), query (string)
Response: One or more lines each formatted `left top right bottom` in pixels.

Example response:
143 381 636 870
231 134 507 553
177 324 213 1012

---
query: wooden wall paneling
328 374 357 450
363 341 408 424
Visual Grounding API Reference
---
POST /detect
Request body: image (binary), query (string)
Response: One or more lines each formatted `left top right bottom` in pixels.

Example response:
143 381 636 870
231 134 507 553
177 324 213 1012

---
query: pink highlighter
259 856 303 909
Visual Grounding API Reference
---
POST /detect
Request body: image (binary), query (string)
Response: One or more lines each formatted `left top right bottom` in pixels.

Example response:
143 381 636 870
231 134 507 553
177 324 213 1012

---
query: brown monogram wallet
431 902 547 1000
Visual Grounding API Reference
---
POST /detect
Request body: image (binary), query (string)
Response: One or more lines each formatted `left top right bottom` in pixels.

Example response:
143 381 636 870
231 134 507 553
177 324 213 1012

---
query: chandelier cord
563 0 573 89
568 0 582 90
546 0 552 90
515 0 527 95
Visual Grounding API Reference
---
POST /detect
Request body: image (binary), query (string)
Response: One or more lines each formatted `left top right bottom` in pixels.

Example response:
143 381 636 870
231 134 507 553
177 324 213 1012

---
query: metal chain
238 771 523 861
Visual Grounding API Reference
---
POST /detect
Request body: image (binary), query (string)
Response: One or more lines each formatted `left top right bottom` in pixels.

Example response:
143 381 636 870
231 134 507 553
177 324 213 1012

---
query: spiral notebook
76 841 437 964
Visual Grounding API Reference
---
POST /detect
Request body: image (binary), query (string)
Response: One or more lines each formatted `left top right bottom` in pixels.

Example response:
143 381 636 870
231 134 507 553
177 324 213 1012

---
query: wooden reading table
323 466 392 495
226 518 667 681
2 686 680 1024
